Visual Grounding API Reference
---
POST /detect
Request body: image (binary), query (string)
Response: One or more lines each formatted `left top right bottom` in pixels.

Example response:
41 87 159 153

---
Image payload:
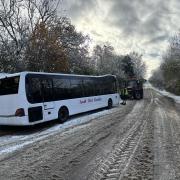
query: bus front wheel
58 107 69 123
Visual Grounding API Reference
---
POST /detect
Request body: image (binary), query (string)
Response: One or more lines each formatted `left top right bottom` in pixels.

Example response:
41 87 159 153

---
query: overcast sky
62 0 180 78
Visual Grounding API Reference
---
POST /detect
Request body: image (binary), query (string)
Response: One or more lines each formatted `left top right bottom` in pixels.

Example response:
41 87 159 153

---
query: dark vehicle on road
126 79 144 100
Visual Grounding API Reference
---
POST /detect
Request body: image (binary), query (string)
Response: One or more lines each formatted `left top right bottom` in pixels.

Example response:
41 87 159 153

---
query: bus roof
0 71 116 79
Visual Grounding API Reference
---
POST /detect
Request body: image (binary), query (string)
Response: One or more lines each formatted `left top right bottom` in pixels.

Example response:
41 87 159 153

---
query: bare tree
49 17 91 74
93 43 115 75
0 0 60 72
129 52 146 79
25 21 68 72
149 68 165 89
151 31 180 95
0 0 26 57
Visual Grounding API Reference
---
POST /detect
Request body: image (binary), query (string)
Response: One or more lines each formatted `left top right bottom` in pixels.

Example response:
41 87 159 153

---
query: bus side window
109 80 116 94
53 78 71 100
41 79 53 102
83 80 95 97
102 80 109 95
70 79 83 98
26 78 43 103
97 83 102 95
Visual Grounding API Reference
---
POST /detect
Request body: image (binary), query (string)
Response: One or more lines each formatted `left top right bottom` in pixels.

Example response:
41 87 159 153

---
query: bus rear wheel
58 107 69 123
108 99 113 109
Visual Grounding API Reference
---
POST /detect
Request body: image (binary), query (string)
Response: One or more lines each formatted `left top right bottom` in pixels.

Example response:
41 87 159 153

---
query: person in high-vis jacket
120 87 128 105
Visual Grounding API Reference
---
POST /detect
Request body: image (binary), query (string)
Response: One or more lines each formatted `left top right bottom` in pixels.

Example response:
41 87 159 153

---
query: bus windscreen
0 76 20 95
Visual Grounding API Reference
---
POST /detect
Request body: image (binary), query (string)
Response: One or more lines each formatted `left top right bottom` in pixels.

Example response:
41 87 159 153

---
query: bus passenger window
83 80 95 97
26 78 43 103
70 79 83 98
53 78 71 100
41 79 53 102
0 76 20 95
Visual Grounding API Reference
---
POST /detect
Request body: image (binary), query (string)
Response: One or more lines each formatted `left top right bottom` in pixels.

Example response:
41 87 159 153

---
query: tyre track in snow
153 94 180 180
0 88 179 180
0 108 129 160
90 119 147 180
0 101 136 163
50 101 142 180
89 91 154 180
0 89 156 180
71 91 153 180
0 100 139 180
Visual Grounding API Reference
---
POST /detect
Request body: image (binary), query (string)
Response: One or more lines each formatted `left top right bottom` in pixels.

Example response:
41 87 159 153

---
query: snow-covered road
0 88 180 180
0 107 120 161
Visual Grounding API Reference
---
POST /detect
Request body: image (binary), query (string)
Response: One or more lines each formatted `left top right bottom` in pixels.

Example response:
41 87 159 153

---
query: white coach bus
0 72 120 126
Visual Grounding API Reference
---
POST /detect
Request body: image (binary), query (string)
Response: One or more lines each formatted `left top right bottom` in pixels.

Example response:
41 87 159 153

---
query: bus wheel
108 99 113 109
58 107 69 123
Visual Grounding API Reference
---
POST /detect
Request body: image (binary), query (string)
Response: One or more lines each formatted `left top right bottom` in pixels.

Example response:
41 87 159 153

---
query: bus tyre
58 107 69 123
135 92 141 100
108 99 113 109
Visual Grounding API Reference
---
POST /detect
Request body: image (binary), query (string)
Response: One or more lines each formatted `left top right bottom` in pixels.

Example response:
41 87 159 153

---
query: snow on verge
148 83 180 104
154 88 180 104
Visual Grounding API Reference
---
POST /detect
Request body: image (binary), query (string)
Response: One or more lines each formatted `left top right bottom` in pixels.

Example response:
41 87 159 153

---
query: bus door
41 79 55 121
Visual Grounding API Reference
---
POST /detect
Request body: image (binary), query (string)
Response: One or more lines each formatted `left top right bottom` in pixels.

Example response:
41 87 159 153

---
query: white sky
61 0 180 78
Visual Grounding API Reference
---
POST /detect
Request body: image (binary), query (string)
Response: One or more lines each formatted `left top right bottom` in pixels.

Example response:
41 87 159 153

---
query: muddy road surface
0 88 180 180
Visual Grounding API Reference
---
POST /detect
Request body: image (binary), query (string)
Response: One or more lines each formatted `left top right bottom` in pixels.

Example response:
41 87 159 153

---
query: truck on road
126 79 144 100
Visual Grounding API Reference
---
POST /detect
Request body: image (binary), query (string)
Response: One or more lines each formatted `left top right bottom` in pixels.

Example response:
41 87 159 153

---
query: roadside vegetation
150 32 180 95
0 0 146 85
